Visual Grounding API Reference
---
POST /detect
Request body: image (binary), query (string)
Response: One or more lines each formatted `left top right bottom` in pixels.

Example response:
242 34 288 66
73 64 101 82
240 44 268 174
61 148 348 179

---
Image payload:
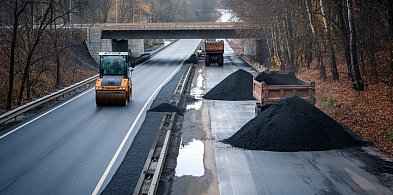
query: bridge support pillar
128 39 144 58
86 26 144 63
112 39 144 58
228 38 270 68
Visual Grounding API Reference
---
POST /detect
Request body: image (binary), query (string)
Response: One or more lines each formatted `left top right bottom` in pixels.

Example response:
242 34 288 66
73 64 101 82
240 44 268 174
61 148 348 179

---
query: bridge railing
101 22 257 30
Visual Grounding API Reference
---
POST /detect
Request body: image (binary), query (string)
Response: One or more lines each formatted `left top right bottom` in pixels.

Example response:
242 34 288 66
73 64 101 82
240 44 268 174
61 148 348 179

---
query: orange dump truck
253 71 316 115
204 40 224 66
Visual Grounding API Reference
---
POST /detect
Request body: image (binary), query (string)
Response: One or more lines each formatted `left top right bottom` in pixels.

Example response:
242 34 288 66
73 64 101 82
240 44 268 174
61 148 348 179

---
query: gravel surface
254 71 307 85
203 69 254 101
148 103 184 116
101 66 189 194
223 96 360 152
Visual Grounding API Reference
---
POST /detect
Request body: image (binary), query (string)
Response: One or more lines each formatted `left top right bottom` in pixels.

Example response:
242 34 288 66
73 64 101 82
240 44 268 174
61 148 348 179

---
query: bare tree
347 0 364 91
319 0 339 80
5 0 31 109
305 0 326 80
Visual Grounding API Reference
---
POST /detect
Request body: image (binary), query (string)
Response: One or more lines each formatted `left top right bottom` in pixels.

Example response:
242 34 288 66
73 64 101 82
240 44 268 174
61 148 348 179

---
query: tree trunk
305 0 326 80
18 0 54 104
286 9 295 70
320 0 339 80
366 0 378 83
347 0 364 91
7 1 29 109
7 3 19 110
390 49 393 102
336 1 352 78
388 3 393 38
329 46 339 80
263 27 273 59
53 17 61 90
18 50 33 104
306 45 312 69
317 43 326 80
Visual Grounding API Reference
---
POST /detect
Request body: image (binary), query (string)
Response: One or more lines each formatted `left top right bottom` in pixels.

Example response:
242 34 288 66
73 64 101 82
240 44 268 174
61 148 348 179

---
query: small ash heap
223 96 360 152
203 69 254 101
254 71 308 85
148 103 183 116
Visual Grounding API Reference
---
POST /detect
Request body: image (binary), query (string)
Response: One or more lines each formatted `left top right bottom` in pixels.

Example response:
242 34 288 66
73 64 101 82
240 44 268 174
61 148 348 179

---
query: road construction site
167 40 393 195
1 38 392 195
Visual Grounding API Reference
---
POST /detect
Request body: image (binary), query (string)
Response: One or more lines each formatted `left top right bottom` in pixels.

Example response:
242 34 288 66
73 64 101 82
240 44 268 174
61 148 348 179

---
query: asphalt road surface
0 39 201 195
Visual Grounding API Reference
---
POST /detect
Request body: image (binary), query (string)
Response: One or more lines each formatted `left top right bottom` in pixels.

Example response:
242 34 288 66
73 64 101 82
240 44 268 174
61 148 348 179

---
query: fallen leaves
298 60 393 156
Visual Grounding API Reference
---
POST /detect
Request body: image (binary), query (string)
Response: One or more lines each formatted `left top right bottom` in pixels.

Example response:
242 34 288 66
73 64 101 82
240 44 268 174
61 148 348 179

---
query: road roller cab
95 52 133 106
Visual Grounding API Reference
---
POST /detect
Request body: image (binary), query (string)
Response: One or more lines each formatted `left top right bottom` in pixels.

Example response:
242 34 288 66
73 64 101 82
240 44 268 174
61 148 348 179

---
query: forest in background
0 0 220 111
69 0 220 23
226 0 393 154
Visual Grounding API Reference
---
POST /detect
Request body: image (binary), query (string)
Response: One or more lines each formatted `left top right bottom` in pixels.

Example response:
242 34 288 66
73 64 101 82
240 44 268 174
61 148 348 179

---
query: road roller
95 52 133 106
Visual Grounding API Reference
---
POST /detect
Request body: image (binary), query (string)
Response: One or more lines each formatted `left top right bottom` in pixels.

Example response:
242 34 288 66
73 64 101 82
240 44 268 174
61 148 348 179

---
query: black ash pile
148 103 183 116
254 71 307 85
223 96 359 152
203 69 254 101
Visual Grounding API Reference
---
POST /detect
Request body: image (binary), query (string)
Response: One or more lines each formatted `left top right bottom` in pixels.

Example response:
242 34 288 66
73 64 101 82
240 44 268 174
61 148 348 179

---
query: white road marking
0 88 95 139
92 42 200 195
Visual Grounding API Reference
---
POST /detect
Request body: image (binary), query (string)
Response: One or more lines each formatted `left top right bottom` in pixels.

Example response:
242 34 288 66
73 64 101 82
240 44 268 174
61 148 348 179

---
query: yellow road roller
95 52 133 106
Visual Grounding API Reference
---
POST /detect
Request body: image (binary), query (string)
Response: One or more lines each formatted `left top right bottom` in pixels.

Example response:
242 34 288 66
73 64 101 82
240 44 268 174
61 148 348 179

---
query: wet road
205 40 393 194
0 39 201 195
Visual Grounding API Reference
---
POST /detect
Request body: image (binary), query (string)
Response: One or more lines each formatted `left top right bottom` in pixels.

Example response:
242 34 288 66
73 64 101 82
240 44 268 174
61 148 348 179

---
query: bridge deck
100 22 254 31
100 22 260 39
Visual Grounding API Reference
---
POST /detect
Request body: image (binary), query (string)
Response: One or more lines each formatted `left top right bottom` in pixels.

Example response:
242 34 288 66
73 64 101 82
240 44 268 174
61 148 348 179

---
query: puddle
175 139 205 177
187 68 204 110
186 100 203 110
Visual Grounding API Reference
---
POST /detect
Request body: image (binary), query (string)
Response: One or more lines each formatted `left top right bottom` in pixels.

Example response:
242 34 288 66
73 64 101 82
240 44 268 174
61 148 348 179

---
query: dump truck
253 71 315 115
95 52 133 106
205 40 224 66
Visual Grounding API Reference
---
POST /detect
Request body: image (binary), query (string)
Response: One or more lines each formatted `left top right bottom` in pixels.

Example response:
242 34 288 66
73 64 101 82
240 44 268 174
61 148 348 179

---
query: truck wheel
255 103 262 116
218 55 224 66
124 95 128 106
205 55 210 66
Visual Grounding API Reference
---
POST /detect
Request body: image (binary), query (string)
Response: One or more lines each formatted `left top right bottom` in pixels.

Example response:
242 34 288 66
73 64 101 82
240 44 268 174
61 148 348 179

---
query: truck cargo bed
253 71 315 114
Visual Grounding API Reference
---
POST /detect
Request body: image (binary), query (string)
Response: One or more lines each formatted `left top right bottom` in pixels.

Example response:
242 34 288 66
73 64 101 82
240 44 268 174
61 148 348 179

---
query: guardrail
133 64 195 195
0 75 98 125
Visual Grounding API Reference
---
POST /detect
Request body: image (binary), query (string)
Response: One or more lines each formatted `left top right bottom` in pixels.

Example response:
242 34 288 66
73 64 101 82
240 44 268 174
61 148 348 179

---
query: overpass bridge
99 22 260 39
86 22 262 62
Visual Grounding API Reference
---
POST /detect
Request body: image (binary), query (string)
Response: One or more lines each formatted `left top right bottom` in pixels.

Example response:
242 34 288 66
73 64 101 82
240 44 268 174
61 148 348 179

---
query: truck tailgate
253 79 315 106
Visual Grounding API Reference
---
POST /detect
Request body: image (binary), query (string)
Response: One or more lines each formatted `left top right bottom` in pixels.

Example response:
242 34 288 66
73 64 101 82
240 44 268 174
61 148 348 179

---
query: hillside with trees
75 0 220 23
0 0 220 111
0 0 98 111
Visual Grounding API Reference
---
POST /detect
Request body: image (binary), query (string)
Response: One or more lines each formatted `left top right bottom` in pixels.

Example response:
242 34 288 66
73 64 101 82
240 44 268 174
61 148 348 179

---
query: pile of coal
203 69 254 101
223 96 359 152
254 71 307 85
148 103 183 116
